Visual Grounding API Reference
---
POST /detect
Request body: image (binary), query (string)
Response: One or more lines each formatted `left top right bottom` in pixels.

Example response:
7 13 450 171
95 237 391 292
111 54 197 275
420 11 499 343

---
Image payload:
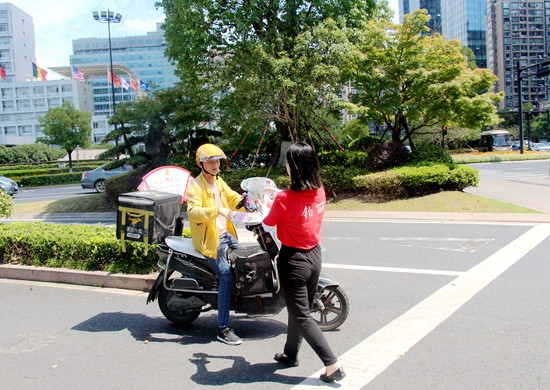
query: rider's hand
218 207 234 220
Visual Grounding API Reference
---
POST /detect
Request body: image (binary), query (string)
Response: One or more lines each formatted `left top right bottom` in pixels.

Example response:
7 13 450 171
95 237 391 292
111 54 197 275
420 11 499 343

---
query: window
2 100 14 110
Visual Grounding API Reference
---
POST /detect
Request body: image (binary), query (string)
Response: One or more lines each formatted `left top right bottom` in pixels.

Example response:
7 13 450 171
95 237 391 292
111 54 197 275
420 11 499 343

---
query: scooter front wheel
312 285 349 331
158 286 201 325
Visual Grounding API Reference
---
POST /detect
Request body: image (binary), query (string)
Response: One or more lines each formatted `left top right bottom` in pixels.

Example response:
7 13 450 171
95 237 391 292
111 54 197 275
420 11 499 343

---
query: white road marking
323 263 463 277
324 236 494 252
293 224 550 389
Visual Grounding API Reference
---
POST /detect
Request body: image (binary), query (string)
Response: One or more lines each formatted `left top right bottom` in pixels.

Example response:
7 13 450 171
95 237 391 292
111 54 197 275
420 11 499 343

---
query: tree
158 0 382 143
103 83 217 169
340 10 503 149
38 101 91 171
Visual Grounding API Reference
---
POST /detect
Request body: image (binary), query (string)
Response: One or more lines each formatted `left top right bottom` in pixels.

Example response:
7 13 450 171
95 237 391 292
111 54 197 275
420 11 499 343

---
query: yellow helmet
196 143 226 165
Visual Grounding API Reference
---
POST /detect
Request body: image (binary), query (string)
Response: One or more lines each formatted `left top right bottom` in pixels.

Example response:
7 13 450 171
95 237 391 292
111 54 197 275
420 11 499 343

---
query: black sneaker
217 327 242 345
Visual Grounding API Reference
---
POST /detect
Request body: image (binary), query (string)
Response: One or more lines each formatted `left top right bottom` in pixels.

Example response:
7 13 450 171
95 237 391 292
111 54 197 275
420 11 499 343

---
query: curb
0 264 157 292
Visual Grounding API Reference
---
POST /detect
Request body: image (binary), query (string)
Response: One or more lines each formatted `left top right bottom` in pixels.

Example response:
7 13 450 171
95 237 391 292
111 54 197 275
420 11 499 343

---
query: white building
0 79 93 145
0 3 94 146
0 3 35 82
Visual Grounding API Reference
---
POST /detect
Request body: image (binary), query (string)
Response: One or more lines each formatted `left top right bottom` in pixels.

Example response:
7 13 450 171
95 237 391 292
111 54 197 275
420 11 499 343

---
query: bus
468 130 514 152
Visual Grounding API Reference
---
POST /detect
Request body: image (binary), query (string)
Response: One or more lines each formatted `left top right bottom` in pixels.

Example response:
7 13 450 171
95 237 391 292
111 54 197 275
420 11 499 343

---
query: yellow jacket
186 172 242 258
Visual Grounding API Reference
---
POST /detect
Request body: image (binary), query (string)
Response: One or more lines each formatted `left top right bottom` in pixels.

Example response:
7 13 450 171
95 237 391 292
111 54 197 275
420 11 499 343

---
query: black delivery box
117 191 181 251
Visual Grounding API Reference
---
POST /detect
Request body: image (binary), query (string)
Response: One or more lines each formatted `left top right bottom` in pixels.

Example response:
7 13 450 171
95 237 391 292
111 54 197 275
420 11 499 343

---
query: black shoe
274 353 299 367
217 327 242 345
320 367 346 383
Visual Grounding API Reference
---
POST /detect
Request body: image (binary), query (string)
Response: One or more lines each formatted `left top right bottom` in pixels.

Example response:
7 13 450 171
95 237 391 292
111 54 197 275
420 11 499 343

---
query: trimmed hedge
353 164 479 200
0 222 191 274
18 173 83 187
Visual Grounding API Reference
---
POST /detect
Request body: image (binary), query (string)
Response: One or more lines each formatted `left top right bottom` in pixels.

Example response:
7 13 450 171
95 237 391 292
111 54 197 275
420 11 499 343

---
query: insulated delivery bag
117 190 181 253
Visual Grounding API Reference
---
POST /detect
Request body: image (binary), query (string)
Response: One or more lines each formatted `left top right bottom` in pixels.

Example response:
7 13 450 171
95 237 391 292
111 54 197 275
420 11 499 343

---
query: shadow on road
71 311 288 344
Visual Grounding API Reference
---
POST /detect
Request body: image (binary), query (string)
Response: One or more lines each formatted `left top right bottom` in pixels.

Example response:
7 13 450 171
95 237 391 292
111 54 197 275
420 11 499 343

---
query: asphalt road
464 159 550 213
1 219 549 389
2 159 550 389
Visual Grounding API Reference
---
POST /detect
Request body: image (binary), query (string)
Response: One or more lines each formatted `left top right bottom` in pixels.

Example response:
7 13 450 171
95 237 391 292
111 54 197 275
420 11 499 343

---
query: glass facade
442 0 487 68
71 24 179 92
408 0 442 33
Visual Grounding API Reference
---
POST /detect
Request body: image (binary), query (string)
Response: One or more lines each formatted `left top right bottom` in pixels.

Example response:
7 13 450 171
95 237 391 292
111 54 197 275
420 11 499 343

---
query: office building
70 24 178 91
441 0 487 68
486 0 549 110
400 1 487 68
399 0 442 33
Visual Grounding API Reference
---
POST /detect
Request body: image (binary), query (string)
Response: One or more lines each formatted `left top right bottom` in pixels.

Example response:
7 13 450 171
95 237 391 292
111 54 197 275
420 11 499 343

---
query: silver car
0 175 18 196
80 165 131 193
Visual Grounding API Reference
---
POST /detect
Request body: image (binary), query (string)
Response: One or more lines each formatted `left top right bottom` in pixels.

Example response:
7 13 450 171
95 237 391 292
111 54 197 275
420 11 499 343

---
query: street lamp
516 59 550 154
92 10 122 115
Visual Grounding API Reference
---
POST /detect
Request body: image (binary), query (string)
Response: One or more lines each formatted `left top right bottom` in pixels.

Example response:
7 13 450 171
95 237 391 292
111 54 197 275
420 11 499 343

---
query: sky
9 0 399 71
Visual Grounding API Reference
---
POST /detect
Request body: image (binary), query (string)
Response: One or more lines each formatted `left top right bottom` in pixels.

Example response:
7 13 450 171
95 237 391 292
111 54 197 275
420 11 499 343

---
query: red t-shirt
262 187 326 250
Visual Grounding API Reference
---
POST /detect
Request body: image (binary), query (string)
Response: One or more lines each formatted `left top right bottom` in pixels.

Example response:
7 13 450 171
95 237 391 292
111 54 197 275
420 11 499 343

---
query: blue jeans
205 232 240 328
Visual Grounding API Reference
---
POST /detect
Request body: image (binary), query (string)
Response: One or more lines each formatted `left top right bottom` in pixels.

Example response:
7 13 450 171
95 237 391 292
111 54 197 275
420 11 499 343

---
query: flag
71 65 85 83
120 76 129 90
130 76 139 91
139 79 149 90
0 67 5 80
107 68 121 87
32 62 47 81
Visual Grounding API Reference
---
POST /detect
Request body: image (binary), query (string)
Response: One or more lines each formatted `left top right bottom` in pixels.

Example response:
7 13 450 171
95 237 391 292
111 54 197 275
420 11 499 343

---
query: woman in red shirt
262 141 345 383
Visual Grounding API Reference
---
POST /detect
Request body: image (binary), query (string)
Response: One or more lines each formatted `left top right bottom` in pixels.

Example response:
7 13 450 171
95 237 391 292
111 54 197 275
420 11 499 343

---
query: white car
0 175 18 196
531 143 550 152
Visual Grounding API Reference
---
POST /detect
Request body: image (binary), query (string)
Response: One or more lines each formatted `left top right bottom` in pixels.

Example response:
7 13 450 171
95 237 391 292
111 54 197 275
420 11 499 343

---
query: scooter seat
164 236 206 260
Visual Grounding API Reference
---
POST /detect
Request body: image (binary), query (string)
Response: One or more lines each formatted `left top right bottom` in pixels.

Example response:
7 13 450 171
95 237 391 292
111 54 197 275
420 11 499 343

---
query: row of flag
106 68 149 91
2 62 151 92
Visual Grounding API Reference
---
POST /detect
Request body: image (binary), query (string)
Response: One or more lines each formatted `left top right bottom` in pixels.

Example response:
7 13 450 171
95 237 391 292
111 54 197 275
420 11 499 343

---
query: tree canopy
158 0 382 142
38 101 91 170
340 10 503 147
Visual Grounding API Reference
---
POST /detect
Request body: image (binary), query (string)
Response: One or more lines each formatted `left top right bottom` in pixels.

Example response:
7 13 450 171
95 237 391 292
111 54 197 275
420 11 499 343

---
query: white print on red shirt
302 205 313 219
316 201 326 213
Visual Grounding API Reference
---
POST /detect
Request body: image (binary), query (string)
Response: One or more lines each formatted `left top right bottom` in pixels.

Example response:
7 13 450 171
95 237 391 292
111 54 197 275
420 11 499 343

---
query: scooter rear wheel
158 286 201 325
312 285 349 331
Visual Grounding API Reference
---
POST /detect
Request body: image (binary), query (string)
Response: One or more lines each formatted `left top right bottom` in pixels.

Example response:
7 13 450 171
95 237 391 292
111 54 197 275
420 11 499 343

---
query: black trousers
277 244 337 366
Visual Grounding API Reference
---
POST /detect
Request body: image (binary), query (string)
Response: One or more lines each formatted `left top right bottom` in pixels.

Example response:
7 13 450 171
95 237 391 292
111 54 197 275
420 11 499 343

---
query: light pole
92 10 122 115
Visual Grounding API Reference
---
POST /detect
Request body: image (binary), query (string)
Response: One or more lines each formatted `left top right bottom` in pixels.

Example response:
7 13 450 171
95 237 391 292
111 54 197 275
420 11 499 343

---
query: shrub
322 166 368 194
352 170 407 200
318 150 367 168
353 164 479 200
104 167 148 205
408 144 453 166
445 165 480 189
0 190 13 217
367 142 411 171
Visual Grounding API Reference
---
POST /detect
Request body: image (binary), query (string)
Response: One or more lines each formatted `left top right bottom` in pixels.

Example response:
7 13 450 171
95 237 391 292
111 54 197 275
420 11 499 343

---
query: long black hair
286 141 323 191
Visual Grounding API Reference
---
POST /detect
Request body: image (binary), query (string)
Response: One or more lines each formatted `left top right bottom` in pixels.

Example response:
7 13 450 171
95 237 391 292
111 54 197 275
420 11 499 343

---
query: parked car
0 175 18 196
531 142 550 152
80 165 132 193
